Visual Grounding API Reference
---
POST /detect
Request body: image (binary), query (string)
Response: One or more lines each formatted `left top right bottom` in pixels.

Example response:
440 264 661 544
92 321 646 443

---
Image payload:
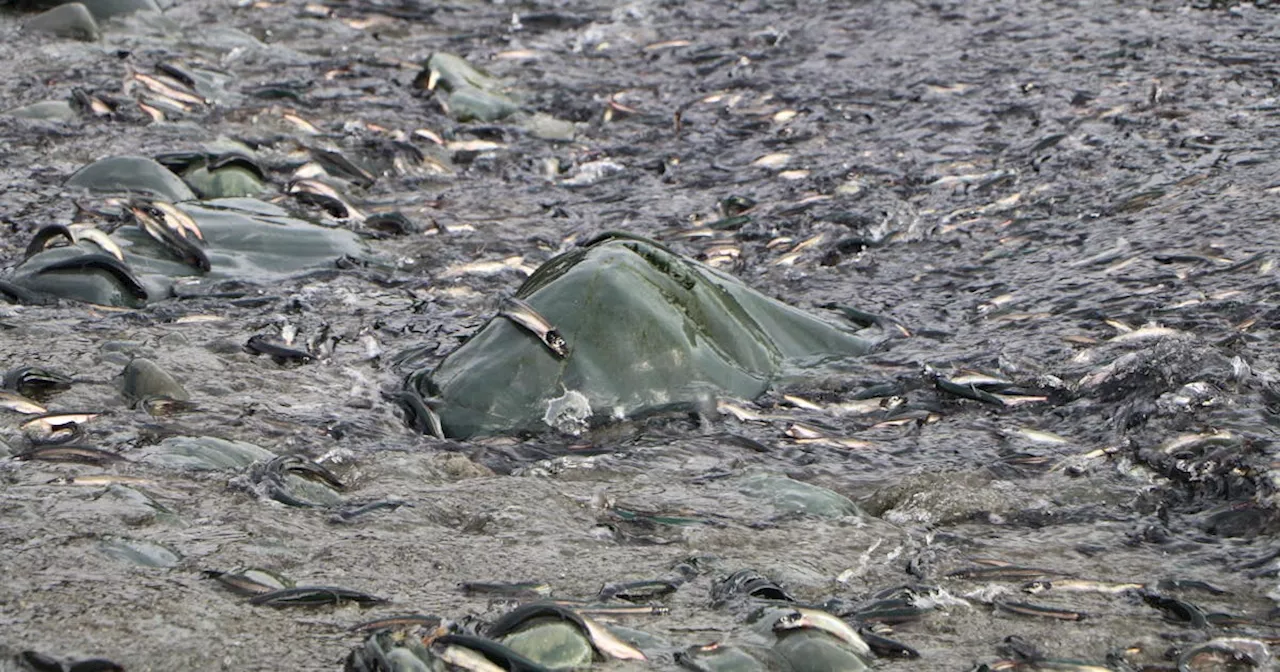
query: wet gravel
2 0 1280 670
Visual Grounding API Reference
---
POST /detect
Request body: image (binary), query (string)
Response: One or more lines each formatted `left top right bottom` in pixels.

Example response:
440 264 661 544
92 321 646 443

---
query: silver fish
498 296 568 358
773 608 871 657
0 391 47 414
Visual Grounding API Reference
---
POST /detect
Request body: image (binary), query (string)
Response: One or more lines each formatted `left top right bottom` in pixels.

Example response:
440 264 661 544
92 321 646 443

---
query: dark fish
847 605 928 625
933 376 1009 406
248 586 387 607
15 445 127 465
947 565 1060 580
1155 578 1228 595
330 500 411 523
4 365 74 396
994 599 1088 621
560 602 670 616
860 628 921 659
308 147 376 188
598 578 682 602
155 61 197 88
20 651 124 672
244 334 313 365
208 152 269 182
24 224 76 260
287 178 358 220
823 302 909 336
711 569 794 604
1141 592 1208 627
364 212 418 236
397 389 444 439
154 150 212 173
460 581 552 598
349 613 442 632
255 454 346 491
34 254 148 301
487 602 588 639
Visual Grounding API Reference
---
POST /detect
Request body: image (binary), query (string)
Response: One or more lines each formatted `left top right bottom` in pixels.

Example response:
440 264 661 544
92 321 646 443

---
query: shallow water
2 0 1280 670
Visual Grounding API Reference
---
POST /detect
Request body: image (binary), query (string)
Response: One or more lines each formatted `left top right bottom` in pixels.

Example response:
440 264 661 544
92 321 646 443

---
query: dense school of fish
3 0 1280 669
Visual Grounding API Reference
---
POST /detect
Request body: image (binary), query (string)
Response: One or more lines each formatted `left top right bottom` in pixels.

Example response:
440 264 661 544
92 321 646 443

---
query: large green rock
411 233 872 438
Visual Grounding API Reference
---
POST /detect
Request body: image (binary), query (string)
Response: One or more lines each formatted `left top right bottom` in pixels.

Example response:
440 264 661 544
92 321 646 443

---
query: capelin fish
50 474 155 487
132 72 207 106
248 585 386 607
15 445 127 465
1 390 47 414
785 423 872 449
24 224 75 259
773 608 871 657
993 599 1088 621
286 178 364 221
498 296 568 358
149 201 204 241
129 203 210 272
349 613 442 632
21 412 99 431
579 612 647 660
459 581 552 598
203 569 284 597
1161 431 1238 455
572 604 669 616
33 254 149 301
244 334 314 365
68 225 126 261
1022 579 1145 595
435 635 544 672
947 565 1061 580
716 400 770 422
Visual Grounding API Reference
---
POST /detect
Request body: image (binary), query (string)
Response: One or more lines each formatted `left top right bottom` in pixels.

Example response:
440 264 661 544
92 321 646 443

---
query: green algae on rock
407 233 874 439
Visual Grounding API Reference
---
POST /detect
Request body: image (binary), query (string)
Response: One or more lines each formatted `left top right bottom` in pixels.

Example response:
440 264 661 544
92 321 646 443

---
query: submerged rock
118 357 189 406
417 52 520 122
7 197 367 307
182 164 268 198
138 435 275 470
23 3 100 41
499 618 594 669
736 473 862 519
66 155 196 201
407 233 873 438
79 0 160 20
3 99 78 121
772 629 869 672
678 643 795 672
99 536 181 568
